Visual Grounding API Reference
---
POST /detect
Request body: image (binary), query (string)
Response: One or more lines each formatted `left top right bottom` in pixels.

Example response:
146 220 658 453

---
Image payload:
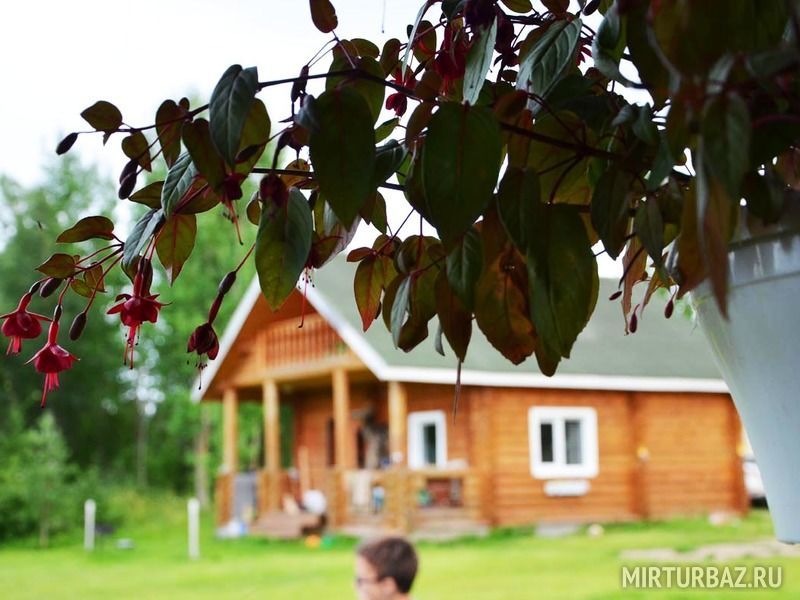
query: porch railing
263 313 348 367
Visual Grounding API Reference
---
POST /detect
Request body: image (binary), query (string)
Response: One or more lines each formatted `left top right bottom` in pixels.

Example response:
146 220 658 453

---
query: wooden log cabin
193 256 748 537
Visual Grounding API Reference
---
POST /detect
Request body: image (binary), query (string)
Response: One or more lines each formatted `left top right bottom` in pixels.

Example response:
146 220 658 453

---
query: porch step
249 510 322 539
409 522 490 542
412 507 474 523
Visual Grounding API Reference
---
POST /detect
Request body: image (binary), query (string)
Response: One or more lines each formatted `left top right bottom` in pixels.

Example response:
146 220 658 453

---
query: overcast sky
0 0 620 276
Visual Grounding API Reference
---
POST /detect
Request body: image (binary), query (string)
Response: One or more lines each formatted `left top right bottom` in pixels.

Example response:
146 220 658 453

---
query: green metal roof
309 256 725 390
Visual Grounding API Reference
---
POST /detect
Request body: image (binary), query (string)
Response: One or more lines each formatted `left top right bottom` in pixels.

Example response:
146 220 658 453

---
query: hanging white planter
692 204 800 543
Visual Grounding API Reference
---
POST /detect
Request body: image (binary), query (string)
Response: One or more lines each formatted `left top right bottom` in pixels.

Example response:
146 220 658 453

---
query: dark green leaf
701 93 750 200
743 171 785 224
161 153 198 217
311 197 361 267
182 119 226 190
375 117 400 143
360 191 388 234
463 17 498 106
209 64 259 166
155 213 197 285
591 168 632 260
326 56 386 123
422 103 502 245
592 6 634 85
497 167 541 252
129 181 163 209
122 208 164 275
634 200 664 265
516 19 581 105
390 275 412 348
255 189 313 310
527 205 598 359
446 227 483 311
56 216 115 243
373 140 407 188
234 98 271 173
309 87 376 227
380 38 402 75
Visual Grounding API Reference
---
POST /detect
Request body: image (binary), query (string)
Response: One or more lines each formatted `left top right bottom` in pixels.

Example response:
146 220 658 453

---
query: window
407 411 447 469
528 407 598 479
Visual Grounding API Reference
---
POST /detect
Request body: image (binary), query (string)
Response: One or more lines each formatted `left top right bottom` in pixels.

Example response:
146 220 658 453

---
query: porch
210 313 488 537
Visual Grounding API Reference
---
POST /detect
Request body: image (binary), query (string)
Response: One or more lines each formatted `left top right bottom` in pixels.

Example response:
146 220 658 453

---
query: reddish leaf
156 99 185 168
474 247 536 365
81 100 122 133
83 264 106 294
121 131 152 171
56 216 115 243
354 255 385 330
37 253 77 278
310 0 338 33
435 271 472 361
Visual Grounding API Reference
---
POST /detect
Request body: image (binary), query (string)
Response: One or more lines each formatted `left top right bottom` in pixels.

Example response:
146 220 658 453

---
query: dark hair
357 536 419 594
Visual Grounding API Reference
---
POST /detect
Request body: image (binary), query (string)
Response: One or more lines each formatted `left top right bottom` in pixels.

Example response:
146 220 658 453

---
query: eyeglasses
354 576 382 587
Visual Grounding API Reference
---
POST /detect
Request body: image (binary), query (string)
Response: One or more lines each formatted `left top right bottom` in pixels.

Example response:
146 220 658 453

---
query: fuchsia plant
4 0 800 406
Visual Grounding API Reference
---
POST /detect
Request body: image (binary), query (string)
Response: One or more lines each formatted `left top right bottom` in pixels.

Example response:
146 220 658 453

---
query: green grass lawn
0 491 797 599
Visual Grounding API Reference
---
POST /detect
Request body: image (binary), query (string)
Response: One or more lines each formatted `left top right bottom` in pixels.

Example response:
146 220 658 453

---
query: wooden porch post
388 381 410 532
388 381 408 466
330 367 352 527
219 387 238 524
222 387 239 473
263 379 281 512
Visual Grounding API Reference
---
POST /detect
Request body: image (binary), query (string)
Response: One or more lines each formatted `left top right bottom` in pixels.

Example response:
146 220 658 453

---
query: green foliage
11 0 800 387
0 409 103 545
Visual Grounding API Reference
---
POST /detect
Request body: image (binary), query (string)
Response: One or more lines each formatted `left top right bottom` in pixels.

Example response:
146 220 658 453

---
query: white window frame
528 406 598 479
407 410 447 469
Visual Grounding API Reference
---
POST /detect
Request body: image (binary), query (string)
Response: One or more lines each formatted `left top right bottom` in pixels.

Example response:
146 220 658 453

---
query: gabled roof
194 256 727 401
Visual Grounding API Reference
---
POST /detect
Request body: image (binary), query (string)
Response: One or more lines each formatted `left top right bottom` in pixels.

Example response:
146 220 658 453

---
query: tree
3 0 800 404
0 158 136 466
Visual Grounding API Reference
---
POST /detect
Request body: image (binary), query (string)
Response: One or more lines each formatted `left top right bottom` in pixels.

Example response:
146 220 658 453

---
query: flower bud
53 304 63 323
69 312 88 341
118 171 137 199
608 290 622 301
629 307 639 333
218 271 237 296
28 281 42 295
40 278 63 298
664 298 675 319
56 132 79 155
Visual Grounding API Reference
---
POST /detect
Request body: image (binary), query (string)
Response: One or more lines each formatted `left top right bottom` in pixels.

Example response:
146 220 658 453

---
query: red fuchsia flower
26 321 78 407
221 172 247 244
385 69 415 117
107 261 165 368
187 322 219 361
1 293 51 355
434 25 469 93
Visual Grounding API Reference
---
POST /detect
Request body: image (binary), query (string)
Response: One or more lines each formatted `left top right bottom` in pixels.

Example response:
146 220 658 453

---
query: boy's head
354 536 418 600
